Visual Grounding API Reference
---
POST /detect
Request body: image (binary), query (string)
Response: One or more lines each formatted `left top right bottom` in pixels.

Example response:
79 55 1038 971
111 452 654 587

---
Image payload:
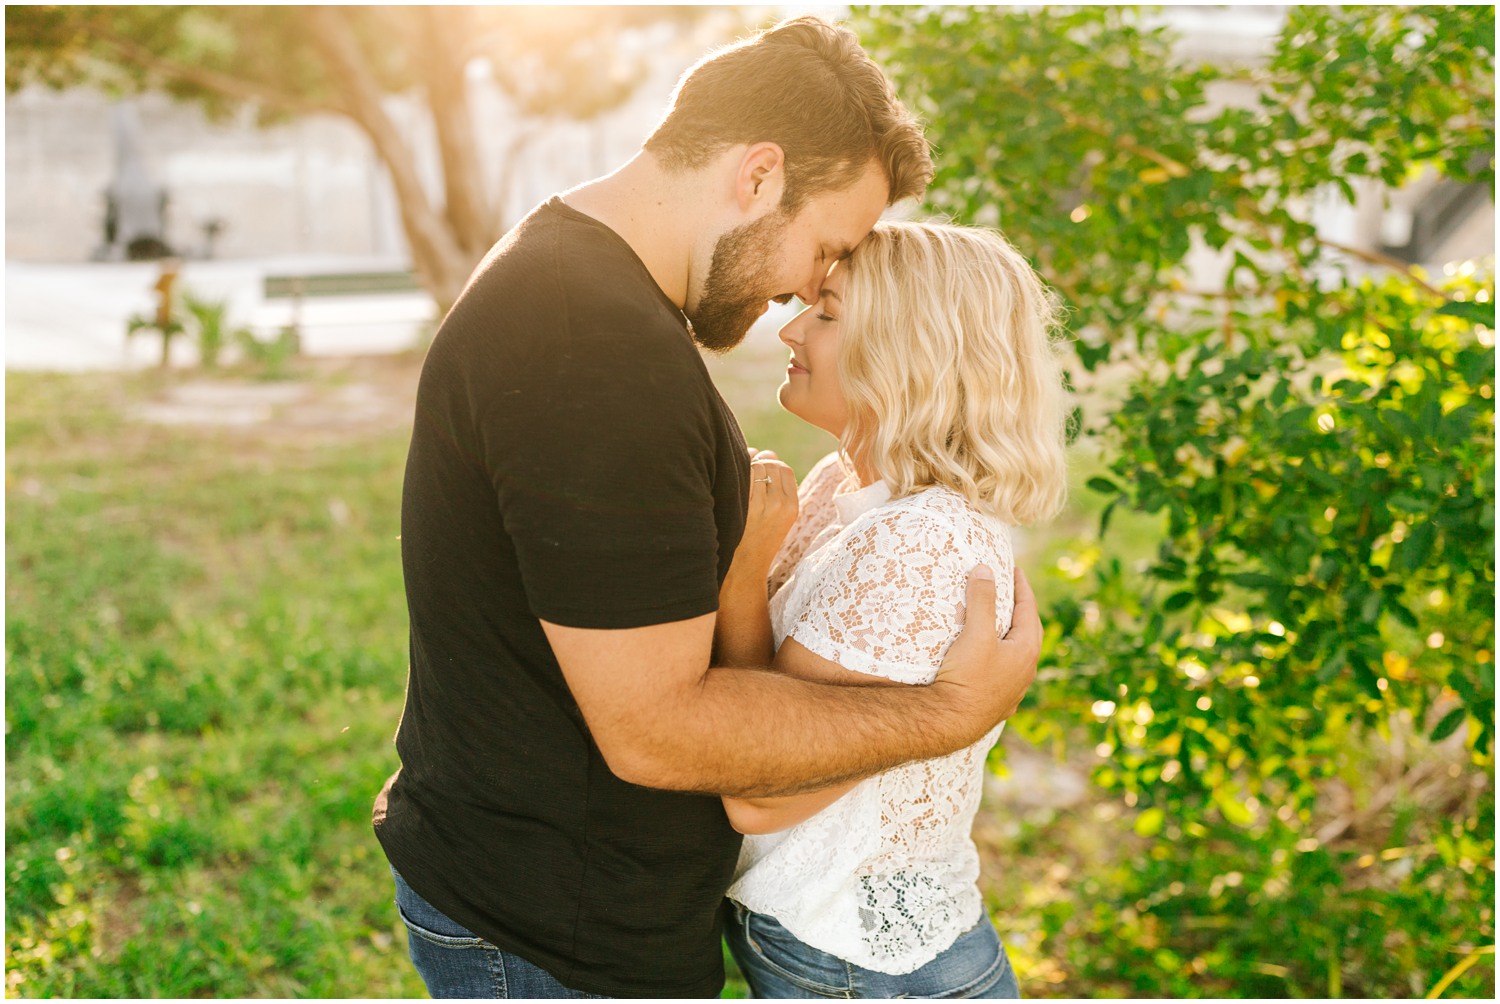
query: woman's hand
740 450 799 575
714 451 799 668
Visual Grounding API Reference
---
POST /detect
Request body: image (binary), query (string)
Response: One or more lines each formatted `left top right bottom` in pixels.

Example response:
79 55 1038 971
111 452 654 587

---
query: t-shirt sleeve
483 321 729 630
783 506 1001 684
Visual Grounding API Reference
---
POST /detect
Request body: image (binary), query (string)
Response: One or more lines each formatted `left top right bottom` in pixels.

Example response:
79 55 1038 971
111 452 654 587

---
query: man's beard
687 210 789 353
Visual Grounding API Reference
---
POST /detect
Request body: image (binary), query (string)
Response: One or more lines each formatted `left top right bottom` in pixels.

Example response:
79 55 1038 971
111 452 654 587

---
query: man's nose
794 265 830 306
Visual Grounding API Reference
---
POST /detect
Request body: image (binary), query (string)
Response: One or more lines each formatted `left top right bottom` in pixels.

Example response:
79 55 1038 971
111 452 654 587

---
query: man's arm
541 565 1040 798
721 633 907 834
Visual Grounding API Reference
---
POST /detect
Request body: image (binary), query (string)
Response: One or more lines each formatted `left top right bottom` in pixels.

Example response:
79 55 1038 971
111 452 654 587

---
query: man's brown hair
644 16 933 212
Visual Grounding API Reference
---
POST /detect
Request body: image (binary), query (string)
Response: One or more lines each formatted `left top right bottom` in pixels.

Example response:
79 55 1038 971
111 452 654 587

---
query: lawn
6 360 425 997
4 351 1165 997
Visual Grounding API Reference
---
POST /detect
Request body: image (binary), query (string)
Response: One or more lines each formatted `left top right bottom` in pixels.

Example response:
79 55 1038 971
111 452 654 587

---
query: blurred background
5 4 1494 998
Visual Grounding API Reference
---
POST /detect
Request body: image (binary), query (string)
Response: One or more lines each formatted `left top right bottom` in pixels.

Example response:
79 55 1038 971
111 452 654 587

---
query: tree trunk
304 6 474 316
419 7 498 265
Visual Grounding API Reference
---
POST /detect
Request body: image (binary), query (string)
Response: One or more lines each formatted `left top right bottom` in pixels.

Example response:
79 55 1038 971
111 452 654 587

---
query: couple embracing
373 15 1069 1000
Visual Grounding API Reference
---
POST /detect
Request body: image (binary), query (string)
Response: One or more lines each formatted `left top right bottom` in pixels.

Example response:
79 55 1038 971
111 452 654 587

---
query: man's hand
934 564 1041 727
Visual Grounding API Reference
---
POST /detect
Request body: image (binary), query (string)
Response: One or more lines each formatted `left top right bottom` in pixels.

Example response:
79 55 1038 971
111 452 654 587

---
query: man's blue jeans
724 899 1021 998
391 868 609 999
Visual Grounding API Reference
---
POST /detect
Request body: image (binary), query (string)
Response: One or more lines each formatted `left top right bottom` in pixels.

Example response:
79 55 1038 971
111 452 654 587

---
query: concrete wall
5 87 398 262
6 9 1490 272
3 13 739 265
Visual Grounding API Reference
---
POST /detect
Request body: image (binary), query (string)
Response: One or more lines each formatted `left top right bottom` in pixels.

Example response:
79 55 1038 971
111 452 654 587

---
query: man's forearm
616 663 985 797
553 566 1031 800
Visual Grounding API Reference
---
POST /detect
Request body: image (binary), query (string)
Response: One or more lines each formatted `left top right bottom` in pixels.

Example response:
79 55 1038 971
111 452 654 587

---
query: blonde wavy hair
838 220 1070 525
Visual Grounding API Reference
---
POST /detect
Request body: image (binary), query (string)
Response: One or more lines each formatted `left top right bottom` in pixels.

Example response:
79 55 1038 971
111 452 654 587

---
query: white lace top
727 452 1014 975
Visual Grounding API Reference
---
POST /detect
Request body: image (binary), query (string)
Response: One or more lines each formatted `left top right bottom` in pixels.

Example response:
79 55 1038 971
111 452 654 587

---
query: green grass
3 363 763 998
10 360 1096 998
15 360 1480 1000
0 356 1135 998
6 368 421 998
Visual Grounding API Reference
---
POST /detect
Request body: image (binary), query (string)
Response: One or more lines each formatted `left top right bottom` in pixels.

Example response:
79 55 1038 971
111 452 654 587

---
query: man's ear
735 142 786 215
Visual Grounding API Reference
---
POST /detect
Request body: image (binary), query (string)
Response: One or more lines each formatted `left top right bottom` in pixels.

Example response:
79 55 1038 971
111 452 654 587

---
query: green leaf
1163 590 1194 612
1352 652 1383 699
1430 706 1468 742
1386 597 1420 630
1134 807 1166 837
1392 521 1437 573
1230 572 1280 589
1087 476 1121 495
1213 790 1254 827
1316 648 1349 683
1098 497 1120 537
1143 611 1164 646
1437 300 1496 328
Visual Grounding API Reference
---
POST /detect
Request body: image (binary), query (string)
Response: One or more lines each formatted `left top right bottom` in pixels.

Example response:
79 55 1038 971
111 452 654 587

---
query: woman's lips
787 359 809 375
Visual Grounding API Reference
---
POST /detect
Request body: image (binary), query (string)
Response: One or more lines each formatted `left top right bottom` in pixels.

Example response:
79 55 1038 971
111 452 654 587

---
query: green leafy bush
857 4 1494 996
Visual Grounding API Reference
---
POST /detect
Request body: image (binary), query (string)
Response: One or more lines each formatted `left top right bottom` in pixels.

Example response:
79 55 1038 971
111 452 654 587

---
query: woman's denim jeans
724 899 1021 999
391 868 608 999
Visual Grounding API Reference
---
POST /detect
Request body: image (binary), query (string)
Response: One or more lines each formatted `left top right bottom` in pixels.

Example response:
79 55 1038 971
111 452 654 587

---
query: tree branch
91 26 337 119
1316 237 1453 300
997 79 1193 178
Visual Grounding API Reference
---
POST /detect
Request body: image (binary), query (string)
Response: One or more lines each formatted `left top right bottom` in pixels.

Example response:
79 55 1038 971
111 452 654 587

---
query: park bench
255 269 435 354
262 270 422 299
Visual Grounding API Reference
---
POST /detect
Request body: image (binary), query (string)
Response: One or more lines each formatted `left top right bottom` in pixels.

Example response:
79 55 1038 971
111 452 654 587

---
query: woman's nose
778 315 804 347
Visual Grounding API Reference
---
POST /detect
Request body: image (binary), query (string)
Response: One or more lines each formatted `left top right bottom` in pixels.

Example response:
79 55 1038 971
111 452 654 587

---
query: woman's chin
777 387 845 440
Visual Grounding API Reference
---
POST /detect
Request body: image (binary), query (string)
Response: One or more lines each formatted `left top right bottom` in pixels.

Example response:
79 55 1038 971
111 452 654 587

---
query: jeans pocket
740 908 852 997
392 869 492 950
928 948 1011 999
396 902 492 950
921 926 1017 1000
846 916 1016 999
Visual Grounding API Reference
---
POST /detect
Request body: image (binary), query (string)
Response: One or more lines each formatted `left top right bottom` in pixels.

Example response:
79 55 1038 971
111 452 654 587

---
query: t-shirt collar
833 478 894 525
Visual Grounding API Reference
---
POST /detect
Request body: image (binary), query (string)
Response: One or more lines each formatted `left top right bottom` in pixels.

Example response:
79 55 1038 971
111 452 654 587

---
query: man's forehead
805 168 890 246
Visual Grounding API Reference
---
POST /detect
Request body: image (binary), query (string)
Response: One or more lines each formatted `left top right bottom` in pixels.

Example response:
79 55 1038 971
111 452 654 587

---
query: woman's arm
714 453 799 667
722 635 908 834
721 505 1023 833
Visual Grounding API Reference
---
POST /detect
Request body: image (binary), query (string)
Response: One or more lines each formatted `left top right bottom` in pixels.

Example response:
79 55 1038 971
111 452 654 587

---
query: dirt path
127 353 423 443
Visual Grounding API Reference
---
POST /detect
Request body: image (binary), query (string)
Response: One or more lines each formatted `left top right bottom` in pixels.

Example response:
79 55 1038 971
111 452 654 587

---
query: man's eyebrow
833 244 855 261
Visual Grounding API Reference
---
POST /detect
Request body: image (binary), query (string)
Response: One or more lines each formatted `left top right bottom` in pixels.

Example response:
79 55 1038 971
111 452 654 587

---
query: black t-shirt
374 197 750 997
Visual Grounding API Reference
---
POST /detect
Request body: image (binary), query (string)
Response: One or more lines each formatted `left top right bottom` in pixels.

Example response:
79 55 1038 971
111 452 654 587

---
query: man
373 16 1041 999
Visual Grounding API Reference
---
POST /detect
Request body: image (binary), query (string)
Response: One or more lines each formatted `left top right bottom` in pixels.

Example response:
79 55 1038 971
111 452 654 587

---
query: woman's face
776 261 850 437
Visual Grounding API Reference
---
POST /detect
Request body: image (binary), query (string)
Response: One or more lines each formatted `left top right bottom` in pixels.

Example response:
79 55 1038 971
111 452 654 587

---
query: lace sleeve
783 502 1004 685
768 451 850 598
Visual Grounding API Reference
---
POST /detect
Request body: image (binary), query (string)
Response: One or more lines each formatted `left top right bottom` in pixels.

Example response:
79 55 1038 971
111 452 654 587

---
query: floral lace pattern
767 451 851 599
728 453 1015 975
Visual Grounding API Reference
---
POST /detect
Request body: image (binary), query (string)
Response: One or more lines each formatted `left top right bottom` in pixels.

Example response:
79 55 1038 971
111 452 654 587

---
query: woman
712 221 1070 998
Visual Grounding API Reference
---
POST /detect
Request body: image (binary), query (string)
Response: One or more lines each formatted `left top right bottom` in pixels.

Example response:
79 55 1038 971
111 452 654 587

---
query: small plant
180 291 235 369
235 325 301 380
125 310 185 368
127 284 259 371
